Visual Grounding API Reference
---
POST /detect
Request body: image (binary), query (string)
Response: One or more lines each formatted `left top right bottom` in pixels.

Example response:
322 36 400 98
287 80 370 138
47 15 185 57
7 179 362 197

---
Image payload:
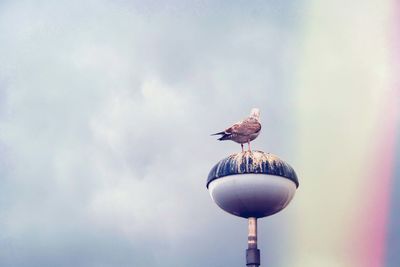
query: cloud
0 1 303 266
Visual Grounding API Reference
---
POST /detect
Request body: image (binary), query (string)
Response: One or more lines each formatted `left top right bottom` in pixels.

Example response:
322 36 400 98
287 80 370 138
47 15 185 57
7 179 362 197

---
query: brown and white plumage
212 108 261 152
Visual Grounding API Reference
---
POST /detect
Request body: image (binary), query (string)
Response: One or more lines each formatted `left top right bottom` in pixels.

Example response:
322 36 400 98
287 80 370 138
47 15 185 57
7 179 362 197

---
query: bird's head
250 108 260 119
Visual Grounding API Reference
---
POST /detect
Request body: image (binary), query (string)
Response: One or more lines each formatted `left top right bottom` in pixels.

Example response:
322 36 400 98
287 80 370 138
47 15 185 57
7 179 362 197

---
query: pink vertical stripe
355 2 400 267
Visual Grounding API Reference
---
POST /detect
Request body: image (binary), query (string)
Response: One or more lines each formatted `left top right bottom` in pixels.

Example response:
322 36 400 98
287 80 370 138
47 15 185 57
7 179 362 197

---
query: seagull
212 108 261 152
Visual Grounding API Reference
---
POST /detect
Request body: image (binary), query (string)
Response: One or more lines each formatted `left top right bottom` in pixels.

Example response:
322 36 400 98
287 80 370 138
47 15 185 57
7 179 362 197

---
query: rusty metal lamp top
207 150 299 188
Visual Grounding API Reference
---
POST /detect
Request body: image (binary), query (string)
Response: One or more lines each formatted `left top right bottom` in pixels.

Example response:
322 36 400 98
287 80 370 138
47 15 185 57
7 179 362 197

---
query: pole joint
246 217 260 266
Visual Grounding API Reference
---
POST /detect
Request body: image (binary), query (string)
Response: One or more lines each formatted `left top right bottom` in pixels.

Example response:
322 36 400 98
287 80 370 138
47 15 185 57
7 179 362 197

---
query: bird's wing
226 119 261 135
224 120 242 134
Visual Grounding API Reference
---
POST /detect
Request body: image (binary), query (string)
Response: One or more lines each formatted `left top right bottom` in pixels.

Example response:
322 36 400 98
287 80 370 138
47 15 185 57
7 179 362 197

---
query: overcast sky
0 1 305 267
1 1 399 267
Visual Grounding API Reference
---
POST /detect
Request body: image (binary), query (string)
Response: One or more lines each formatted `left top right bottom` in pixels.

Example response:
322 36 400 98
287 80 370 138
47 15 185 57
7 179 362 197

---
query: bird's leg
241 144 244 153
247 141 251 152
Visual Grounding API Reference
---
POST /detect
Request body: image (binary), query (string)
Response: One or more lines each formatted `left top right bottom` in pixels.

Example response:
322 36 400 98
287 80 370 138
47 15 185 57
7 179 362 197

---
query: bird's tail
211 131 225 136
217 134 231 141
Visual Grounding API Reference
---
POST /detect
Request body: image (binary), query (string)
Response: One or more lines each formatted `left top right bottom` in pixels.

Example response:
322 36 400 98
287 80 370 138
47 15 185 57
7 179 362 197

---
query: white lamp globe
207 151 299 218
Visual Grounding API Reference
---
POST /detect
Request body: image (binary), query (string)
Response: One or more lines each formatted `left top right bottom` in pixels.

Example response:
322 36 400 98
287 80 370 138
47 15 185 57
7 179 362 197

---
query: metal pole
246 217 260 267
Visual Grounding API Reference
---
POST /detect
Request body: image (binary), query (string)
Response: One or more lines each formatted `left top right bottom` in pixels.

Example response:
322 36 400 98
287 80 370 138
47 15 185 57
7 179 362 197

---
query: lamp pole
246 217 260 267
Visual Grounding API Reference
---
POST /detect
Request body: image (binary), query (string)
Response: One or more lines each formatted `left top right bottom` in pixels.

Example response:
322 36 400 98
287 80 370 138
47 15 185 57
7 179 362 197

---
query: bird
212 108 261 152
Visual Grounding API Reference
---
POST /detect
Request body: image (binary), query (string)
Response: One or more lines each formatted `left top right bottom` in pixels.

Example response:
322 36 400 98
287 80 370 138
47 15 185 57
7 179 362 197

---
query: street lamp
207 150 299 267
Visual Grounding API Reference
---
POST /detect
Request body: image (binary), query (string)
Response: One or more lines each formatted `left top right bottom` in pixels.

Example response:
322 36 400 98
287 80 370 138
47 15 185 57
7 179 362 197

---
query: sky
0 1 399 267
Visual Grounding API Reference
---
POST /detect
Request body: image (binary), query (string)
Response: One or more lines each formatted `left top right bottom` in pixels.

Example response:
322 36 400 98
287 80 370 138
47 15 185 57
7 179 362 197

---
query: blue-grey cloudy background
0 1 303 267
2 1 399 267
